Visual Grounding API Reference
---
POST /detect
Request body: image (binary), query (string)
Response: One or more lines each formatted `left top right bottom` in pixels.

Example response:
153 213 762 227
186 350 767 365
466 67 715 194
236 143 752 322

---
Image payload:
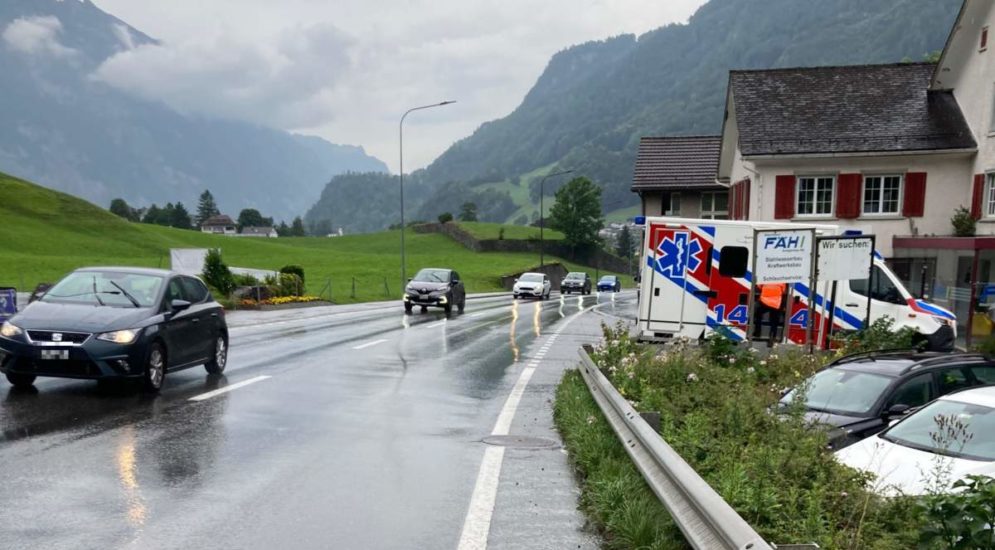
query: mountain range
306 0 963 233
0 0 386 223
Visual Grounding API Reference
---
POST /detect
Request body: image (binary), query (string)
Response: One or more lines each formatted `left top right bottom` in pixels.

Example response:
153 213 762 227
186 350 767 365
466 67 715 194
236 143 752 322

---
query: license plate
40 349 69 360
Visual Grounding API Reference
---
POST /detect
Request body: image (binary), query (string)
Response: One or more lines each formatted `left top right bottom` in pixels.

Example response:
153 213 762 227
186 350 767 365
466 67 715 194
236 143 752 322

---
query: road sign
0 288 16 323
817 236 874 281
754 230 814 284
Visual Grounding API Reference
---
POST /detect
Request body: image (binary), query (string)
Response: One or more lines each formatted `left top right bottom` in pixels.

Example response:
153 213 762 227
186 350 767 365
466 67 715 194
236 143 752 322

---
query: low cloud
2 15 78 58
92 23 354 128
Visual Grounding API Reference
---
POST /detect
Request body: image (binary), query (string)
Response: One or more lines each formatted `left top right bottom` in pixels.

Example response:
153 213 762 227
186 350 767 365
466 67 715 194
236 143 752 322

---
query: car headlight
932 316 953 327
97 329 139 344
0 321 23 338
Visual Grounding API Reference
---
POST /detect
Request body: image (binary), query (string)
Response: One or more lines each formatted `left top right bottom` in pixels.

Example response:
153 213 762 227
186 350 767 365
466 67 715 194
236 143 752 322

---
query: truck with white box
635 216 956 351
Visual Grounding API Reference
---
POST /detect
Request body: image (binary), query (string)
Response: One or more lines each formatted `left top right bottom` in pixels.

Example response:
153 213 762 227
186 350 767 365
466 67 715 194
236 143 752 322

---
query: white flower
686 373 699 382
728 357 736 364
746 367 755 374
759 360 767 366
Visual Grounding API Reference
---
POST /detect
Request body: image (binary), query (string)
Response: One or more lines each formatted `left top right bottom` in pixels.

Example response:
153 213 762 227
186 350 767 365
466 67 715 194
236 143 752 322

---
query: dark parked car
779 350 995 449
597 275 621 292
404 268 466 315
0 267 228 392
560 272 591 295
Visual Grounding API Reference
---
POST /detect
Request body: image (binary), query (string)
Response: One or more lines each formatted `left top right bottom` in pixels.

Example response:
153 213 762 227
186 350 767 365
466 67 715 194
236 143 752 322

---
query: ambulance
635 217 956 351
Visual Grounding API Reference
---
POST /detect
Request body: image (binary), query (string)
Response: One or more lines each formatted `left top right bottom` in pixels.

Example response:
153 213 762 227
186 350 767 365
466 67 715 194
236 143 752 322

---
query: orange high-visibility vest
759 283 786 309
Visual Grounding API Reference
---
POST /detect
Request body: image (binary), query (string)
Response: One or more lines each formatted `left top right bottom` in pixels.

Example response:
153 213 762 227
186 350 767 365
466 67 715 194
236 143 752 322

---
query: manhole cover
482 435 559 449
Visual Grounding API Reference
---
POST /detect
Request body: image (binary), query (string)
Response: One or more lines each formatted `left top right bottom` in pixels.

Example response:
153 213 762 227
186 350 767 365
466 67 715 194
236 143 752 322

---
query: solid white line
456 446 506 550
426 321 447 328
188 375 271 402
352 338 388 350
491 366 537 436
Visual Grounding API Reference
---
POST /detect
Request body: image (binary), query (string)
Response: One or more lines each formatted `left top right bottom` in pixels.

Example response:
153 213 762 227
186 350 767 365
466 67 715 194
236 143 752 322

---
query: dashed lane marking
352 339 388 350
188 375 271 402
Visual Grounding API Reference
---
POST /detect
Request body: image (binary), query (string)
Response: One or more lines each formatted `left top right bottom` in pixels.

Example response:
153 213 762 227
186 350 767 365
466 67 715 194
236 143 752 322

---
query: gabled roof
201 214 236 226
729 62 976 157
631 136 722 192
240 226 276 235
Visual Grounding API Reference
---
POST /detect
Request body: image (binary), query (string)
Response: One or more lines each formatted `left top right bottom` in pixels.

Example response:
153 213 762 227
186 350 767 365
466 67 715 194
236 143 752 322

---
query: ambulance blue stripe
706 316 745 341
914 300 956 320
793 282 864 329
701 226 716 237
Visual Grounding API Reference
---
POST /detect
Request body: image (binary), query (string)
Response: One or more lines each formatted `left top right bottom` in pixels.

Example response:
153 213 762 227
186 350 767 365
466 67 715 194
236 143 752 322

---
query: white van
635 217 956 351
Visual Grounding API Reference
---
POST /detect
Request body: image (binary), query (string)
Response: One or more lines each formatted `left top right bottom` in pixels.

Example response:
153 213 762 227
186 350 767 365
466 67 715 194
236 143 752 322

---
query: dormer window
982 26 989 51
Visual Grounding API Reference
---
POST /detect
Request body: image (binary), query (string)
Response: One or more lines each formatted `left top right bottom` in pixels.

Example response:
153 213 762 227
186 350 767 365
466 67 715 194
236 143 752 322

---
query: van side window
850 266 904 304
719 246 748 278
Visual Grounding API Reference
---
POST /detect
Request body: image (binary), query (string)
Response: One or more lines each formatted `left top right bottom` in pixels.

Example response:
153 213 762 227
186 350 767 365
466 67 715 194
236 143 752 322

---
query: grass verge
554 326 924 549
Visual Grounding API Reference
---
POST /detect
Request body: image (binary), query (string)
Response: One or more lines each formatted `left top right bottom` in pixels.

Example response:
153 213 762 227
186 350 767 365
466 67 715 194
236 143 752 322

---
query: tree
237 208 267 230
202 249 235 295
142 204 164 225
276 221 291 237
438 212 454 224
170 202 193 229
290 216 307 237
109 198 139 222
616 225 634 258
196 190 220 226
548 177 604 251
458 202 479 222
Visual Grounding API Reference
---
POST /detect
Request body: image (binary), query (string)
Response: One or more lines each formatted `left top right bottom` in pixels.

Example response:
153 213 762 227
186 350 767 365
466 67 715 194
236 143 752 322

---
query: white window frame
986 173 995 218
700 191 729 220
796 176 835 217
861 174 904 216
664 192 681 216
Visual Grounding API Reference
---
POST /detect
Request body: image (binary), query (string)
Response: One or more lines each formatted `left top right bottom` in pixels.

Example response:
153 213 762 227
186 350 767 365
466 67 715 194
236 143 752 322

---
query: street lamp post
399 100 455 286
538 169 573 267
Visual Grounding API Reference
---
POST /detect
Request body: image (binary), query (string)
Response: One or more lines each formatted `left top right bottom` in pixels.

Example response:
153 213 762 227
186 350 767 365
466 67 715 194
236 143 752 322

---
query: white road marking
352 338 388 350
188 376 271 402
426 321 447 328
457 446 505 550
457 309 587 550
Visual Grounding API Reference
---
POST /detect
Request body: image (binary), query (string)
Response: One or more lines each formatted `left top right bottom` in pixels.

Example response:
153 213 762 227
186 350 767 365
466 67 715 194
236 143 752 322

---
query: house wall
740 152 975 256
638 191 712 218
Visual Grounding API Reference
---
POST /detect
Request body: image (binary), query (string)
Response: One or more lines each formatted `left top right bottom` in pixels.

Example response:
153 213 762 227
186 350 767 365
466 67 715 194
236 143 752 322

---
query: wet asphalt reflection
0 291 636 550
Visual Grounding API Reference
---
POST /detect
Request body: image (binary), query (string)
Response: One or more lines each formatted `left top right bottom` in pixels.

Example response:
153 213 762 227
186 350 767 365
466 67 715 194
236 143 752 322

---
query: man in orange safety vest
752 283 787 342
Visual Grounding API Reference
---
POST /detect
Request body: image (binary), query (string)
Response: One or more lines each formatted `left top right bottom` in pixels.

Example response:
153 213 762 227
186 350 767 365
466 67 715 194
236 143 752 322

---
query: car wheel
513 293 519 300
5 372 36 388
421 306 428 313
444 303 453 315
205 334 228 375
143 342 167 393
458 299 465 314
404 303 413 314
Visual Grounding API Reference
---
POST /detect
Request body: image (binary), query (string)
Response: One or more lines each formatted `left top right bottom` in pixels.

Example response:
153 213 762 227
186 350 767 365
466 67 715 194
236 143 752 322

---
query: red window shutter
774 175 795 219
741 179 751 220
728 184 738 220
972 174 986 219
836 173 862 219
902 172 927 217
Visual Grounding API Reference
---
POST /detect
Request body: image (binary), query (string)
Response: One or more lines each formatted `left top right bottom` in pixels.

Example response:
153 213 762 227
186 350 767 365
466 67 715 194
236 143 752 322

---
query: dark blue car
0 267 228 392
597 275 621 292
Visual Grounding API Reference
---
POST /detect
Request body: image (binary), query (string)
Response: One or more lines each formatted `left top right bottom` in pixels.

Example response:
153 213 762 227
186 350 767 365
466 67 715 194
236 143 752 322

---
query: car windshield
413 269 449 283
780 368 893 416
600 276 616 283
881 399 995 461
519 274 543 283
41 271 163 308
565 273 585 280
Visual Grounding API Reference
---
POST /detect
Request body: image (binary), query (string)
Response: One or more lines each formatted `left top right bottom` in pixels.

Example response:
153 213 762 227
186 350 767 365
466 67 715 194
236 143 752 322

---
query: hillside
0 0 386 223
307 0 962 231
0 173 598 303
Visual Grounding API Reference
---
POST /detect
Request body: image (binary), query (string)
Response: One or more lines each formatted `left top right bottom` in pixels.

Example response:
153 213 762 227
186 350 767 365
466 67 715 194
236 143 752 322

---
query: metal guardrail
577 347 773 550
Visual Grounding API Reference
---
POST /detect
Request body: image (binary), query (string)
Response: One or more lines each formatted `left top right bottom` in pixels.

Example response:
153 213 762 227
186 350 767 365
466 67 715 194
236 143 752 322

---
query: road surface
0 292 637 549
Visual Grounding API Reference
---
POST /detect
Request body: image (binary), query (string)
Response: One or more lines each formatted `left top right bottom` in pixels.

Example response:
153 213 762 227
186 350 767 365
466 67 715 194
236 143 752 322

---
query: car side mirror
884 404 910 418
171 299 192 312
407 278 412 282
513 278 518 282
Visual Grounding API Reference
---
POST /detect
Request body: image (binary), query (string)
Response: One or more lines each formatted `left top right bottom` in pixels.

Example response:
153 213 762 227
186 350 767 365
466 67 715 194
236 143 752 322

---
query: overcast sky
89 0 706 172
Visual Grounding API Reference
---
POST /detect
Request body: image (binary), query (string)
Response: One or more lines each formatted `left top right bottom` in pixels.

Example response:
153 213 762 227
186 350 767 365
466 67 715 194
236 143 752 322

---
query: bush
557 323 924 549
919 475 995 548
438 212 454 224
264 273 303 297
951 206 976 237
202 249 235 295
832 316 920 355
232 273 259 287
279 265 305 287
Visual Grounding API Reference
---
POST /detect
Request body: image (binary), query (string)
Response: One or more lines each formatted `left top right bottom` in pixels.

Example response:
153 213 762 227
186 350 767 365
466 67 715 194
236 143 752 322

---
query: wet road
0 292 636 550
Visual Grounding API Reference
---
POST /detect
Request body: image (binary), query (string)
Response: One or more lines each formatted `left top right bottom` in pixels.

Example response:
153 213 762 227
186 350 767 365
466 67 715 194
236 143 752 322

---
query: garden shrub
279 265 305 287
201 248 235 295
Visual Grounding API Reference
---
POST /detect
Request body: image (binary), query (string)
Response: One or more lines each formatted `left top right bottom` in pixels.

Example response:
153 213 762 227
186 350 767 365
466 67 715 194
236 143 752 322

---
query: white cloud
2 15 78 59
92 23 353 128
89 0 707 170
